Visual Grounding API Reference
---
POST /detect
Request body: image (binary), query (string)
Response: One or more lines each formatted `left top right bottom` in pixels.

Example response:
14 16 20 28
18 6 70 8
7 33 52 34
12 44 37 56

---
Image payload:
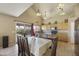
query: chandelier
36 9 41 16
57 3 66 15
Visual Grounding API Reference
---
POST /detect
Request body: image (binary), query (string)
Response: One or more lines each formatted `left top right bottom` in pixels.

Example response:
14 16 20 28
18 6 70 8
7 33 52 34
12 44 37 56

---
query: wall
0 14 16 47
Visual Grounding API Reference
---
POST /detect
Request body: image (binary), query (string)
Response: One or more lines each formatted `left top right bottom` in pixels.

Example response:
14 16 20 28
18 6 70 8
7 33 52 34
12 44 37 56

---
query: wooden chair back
17 35 30 56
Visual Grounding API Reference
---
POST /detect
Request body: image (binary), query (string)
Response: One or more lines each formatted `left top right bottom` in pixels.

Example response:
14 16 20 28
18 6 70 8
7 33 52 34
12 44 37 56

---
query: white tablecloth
39 38 52 56
27 36 52 56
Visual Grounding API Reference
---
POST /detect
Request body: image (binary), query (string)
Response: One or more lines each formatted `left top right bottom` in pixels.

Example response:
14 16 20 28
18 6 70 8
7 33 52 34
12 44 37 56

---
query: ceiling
0 3 33 17
32 3 77 24
0 3 78 24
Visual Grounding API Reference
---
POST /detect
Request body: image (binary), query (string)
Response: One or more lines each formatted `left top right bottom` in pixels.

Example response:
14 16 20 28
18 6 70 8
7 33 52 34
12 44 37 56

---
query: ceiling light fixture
60 12 65 15
43 11 48 20
57 3 66 16
43 17 47 20
59 3 64 8
57 3 64 10
36 12 41 16
36 9 41 16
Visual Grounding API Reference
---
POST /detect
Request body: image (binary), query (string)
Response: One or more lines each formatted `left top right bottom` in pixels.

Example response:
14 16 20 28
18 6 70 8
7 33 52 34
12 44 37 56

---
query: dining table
27 36 52 56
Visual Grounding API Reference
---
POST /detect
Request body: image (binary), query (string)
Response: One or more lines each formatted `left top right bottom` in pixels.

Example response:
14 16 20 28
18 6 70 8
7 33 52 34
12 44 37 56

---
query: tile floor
0 45 18 56
56 41 75 56
43 41 75 56
0 41 75 56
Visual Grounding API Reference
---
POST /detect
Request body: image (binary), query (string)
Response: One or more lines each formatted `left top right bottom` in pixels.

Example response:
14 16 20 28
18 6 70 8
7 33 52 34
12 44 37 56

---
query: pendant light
36 9 41 16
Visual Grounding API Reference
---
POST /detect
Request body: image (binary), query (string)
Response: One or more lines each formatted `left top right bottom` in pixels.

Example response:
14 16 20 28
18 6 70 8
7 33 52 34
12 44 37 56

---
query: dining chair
17 36 22 56
23 37 30 56
42 37 58 56
51 37 58 56
17 35 31 56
